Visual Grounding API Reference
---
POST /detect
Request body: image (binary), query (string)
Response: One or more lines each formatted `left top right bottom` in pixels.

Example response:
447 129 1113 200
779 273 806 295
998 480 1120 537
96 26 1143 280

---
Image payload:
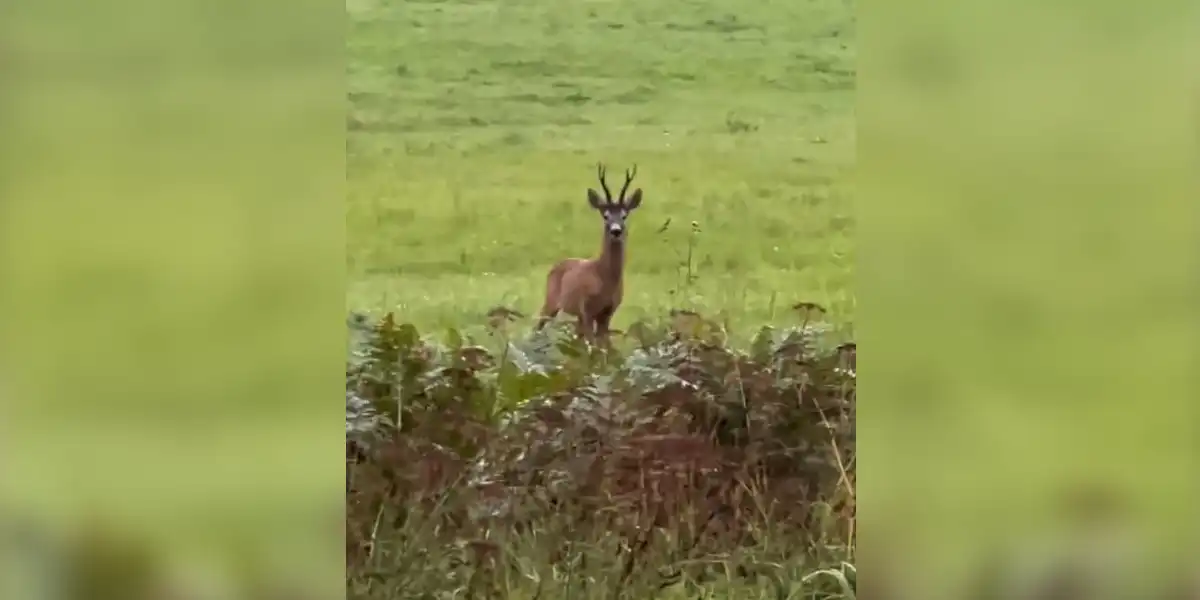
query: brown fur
536 163 642 342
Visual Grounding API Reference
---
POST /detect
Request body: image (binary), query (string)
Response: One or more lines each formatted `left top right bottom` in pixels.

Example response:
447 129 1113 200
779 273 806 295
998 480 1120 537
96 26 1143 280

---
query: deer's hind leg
536 264 567 331
535 305 559 331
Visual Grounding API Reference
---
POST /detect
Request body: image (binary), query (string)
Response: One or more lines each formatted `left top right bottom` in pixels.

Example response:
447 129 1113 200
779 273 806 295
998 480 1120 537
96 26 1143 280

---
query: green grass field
347 0 856 334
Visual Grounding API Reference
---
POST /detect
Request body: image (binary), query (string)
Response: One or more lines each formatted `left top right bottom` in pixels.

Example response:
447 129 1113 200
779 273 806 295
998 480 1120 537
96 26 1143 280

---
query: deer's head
586 163 642 242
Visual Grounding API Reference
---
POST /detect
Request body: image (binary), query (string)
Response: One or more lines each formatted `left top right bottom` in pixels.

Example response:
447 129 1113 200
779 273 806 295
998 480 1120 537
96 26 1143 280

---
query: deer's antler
596 162 614 204
618 164 638 204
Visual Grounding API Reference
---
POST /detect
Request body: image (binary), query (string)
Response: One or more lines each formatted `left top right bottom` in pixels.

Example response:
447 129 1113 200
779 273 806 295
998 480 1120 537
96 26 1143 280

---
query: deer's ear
587 189 605 209
625 189 643 210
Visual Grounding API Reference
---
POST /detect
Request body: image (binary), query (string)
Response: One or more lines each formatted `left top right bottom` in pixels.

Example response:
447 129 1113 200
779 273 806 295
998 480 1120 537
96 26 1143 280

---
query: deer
535 162 643 343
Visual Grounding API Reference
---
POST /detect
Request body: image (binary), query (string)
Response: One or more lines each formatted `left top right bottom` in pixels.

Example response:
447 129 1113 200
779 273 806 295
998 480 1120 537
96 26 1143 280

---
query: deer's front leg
594 306 615 346
576 313 594 343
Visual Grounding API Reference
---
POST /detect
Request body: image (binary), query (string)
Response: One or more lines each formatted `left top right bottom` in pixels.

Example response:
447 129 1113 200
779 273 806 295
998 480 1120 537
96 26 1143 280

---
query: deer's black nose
607 223 624 238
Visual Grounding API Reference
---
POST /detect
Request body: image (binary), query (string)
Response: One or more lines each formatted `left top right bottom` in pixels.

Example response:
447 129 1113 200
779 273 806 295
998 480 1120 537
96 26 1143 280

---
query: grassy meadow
346 0 856 334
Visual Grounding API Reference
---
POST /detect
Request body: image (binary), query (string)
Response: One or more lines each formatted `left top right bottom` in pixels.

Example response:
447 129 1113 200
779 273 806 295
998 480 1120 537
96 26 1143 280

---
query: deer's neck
597 238 626 284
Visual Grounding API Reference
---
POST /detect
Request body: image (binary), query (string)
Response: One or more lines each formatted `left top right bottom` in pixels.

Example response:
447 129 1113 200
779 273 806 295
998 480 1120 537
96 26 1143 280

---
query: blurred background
861 0 1199 596
1 0 344 597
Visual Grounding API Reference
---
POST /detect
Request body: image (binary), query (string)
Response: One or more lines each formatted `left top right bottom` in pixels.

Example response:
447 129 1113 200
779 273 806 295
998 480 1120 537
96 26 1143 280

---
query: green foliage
347 311 856 599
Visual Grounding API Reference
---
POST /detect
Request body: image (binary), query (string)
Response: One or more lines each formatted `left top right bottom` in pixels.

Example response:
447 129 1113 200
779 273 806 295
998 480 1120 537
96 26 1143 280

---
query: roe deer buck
535 162 643 342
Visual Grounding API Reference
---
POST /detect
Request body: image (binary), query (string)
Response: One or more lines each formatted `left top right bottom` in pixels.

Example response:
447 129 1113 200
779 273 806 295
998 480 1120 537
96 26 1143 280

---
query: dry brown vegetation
346 308 856 599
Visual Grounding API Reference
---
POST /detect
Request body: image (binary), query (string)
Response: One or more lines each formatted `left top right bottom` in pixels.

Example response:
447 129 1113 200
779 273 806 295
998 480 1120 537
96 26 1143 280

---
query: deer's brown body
536 163 643 342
